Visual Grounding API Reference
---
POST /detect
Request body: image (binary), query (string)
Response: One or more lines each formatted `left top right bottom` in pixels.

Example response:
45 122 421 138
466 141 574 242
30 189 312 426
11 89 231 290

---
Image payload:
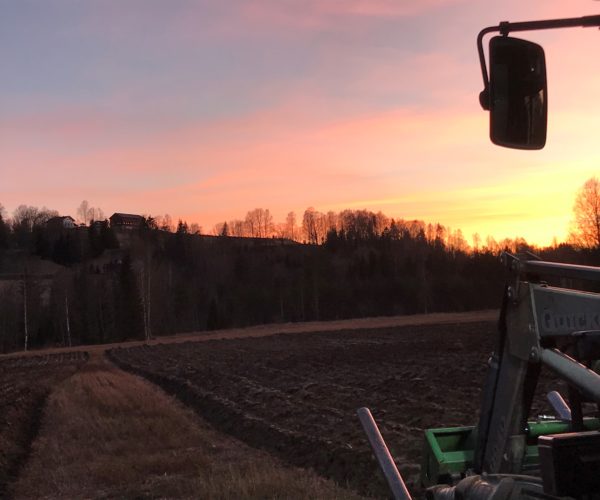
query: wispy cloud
237 0 467 29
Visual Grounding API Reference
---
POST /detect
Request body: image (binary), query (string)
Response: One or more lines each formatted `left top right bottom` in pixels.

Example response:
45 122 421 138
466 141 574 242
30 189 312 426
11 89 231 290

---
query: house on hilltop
109 213 144 230
45 215 76 232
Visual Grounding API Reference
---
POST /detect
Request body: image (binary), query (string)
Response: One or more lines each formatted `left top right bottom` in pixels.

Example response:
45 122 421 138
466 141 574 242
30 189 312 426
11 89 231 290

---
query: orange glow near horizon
1 1 599 248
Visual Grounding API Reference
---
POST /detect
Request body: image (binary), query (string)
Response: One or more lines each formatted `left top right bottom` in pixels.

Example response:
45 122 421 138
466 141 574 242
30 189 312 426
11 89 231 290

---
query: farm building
109 213 144 230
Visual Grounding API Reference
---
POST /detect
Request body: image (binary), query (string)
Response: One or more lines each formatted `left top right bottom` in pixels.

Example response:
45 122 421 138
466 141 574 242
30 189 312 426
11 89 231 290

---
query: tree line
211 177 600 251
0 176 599 353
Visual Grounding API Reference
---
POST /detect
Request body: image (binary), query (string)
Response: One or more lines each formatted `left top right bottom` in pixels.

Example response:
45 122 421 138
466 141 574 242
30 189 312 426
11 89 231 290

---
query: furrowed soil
110 320 568 498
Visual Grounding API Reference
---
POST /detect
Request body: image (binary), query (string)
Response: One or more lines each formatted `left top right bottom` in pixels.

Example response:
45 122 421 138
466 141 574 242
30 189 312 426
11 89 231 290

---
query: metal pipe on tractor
357 408 411 500
358 14 600 500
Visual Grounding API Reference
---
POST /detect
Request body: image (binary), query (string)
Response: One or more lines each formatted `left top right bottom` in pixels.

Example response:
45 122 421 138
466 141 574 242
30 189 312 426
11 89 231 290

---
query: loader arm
473 253 600 493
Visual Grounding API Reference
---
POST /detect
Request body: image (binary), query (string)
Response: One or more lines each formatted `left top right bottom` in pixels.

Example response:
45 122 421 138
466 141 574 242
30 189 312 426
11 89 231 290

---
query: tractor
359 14 600 500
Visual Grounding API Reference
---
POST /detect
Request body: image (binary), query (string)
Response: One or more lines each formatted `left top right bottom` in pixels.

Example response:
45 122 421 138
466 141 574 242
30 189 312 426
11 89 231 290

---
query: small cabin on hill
109 213 144 230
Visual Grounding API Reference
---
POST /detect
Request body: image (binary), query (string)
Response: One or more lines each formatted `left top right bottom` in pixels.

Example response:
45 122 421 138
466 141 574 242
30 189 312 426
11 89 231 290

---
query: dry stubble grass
13 353 364 499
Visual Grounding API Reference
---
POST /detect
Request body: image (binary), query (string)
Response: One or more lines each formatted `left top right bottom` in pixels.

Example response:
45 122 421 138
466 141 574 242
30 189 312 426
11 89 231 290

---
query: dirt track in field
14 353 362 500
0 353 87 496
2 310 498 359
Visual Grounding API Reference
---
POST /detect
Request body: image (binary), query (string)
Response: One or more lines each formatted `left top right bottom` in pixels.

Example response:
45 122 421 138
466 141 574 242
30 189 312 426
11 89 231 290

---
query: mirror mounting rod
478 15 600 110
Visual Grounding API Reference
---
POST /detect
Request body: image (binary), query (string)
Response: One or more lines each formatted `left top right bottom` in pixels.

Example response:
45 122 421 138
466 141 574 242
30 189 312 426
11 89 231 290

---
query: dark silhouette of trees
220 222 230 237
207 297 224 330
5 197 600 354
115 254 144 341
176 220 189 234
51 233 79 265
0 212 10 250
100 221 119 250
11 205 58 250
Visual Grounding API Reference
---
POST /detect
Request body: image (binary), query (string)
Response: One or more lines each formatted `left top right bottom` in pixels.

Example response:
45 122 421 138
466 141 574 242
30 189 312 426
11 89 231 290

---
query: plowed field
110 320 568 498
109 322 504 497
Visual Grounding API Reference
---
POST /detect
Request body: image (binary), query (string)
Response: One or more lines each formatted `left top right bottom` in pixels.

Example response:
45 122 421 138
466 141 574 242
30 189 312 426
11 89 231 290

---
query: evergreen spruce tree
116 254 144 340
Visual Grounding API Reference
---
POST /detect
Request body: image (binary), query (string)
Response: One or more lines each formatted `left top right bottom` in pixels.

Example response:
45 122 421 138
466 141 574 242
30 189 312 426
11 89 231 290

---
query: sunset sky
2 1 600 246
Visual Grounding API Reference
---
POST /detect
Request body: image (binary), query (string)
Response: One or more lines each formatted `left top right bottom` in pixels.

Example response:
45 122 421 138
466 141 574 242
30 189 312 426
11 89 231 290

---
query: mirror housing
488 36 547 150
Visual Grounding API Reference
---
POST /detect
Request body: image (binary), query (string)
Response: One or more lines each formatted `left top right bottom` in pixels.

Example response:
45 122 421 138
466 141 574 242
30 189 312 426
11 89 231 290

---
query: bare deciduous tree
447 228 469 253
229 219 246 237
160 214 173 232
76 200 104 225
89 207 105 222
13 205 58 231
472 233 481 253
570 177 600 249
302 207 319 244
245 208 273 238
77 200 90 225
285 211 296 240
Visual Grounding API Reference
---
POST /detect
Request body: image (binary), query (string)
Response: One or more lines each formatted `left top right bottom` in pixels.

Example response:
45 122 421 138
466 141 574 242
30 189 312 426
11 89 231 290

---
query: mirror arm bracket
477 15 600 111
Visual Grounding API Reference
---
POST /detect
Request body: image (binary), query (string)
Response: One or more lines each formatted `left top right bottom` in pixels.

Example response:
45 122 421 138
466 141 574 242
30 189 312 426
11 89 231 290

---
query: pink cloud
158 0 471 42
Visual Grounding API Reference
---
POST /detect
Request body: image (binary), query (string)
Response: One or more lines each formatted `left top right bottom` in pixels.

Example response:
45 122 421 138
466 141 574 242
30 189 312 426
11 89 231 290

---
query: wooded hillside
0 208 598 353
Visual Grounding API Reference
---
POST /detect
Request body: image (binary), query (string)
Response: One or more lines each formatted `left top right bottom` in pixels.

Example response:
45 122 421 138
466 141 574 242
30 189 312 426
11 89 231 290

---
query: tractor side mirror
488 36 547 150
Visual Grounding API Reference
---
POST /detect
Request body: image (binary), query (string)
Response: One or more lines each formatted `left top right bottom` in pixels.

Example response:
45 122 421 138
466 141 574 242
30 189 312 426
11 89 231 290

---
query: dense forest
0 202 599 354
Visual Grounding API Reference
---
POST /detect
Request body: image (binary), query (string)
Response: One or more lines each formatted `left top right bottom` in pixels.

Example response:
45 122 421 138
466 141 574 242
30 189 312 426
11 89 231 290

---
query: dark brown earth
109 320 568 498
0 315 570 499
